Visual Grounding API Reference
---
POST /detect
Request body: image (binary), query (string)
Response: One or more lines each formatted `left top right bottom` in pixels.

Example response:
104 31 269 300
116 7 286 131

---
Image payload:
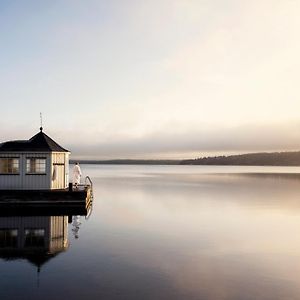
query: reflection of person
71 215 81 239
73 162 82 188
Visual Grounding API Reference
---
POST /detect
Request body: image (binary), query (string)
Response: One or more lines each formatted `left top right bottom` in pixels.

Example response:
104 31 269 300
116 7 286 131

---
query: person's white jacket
73 164 82 185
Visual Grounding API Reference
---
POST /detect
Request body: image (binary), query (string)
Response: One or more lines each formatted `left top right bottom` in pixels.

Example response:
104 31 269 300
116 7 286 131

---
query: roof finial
40 112 43 131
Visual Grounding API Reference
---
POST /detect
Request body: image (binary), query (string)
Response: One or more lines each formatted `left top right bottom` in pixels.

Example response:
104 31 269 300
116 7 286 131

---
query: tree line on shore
71 151 300 166
180 151 300 166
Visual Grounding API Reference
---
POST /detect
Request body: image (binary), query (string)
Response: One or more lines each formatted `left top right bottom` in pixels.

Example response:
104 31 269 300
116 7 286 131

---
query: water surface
1 165 300 300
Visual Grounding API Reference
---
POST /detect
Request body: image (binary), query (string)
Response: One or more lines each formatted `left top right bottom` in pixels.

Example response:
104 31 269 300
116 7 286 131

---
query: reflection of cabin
0 215 68 270
0 127 70 190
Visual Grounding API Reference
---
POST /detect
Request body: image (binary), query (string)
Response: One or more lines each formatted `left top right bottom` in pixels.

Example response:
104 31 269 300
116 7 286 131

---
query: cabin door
52 164 65 189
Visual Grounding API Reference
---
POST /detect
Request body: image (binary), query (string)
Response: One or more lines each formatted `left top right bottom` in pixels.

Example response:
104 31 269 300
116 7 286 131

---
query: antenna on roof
40 112 43 132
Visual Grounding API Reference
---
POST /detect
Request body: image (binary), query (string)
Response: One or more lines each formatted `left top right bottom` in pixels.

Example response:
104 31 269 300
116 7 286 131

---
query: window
26 158 46 174
0 158 19 174
24 229 45 248
0 229 18 248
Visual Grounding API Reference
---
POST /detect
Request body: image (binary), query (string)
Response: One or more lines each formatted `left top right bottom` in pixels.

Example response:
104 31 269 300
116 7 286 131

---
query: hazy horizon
1 1 300 159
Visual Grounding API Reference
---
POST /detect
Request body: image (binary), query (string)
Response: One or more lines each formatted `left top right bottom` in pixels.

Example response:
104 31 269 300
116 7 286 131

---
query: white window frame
26 157 47 174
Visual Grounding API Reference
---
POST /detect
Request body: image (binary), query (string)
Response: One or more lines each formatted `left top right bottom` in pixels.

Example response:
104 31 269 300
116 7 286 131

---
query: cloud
2 119 300 159
67 122 300 159
1 0 300 159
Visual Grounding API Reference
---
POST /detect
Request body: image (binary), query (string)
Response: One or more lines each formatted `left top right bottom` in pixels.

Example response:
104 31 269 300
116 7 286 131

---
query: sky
1 0 300 159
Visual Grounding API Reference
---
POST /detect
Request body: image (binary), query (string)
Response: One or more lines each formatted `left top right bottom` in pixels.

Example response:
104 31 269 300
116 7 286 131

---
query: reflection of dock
0 215 69 271
0 203 92 272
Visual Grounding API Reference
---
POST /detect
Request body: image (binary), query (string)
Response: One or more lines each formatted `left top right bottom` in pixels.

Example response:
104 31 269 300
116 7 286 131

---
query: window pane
26 159 31 173
0 159 6 173
36 159 46 173
12 159 19 173
26 158 46 174
0 158 19 174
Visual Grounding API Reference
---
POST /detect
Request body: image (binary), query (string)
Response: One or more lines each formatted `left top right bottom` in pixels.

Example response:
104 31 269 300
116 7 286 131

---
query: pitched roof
0 129 69 152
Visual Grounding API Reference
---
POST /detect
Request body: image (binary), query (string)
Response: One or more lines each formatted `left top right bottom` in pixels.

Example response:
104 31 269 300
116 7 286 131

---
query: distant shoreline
70 159 181 165
70 151 300 166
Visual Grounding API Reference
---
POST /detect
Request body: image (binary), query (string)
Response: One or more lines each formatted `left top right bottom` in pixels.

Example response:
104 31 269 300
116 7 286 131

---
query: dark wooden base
0 187 92 210
0 204 91 216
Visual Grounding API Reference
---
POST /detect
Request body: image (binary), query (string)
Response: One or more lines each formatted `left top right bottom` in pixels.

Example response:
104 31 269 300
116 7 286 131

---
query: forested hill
180 151 300 166
70 159 180 165
71 151 300 166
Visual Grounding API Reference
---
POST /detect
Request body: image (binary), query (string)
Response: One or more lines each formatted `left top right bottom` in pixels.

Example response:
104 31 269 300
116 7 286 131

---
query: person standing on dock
73 162 82 188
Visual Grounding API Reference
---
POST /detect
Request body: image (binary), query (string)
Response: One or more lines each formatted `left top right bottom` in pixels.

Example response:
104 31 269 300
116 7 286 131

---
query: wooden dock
0 185 93 211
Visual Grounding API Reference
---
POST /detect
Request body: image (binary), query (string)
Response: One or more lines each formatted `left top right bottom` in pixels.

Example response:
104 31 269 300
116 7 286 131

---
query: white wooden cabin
0 128 70 190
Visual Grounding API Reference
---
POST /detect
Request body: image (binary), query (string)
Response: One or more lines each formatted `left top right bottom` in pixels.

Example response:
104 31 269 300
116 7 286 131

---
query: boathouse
0 127 70 190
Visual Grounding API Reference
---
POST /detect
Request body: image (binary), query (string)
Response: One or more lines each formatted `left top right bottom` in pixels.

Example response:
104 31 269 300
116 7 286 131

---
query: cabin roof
0 129 69 153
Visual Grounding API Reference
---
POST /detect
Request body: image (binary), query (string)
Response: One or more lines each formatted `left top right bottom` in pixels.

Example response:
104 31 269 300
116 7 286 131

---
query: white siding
51 152 69 190
0 153 51 190
22 153 52 190
0 153 23 188
65 153 69 188
0 151 70 190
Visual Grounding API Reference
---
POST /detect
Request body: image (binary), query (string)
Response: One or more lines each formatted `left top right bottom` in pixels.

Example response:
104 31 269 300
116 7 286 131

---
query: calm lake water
1 165 300 300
